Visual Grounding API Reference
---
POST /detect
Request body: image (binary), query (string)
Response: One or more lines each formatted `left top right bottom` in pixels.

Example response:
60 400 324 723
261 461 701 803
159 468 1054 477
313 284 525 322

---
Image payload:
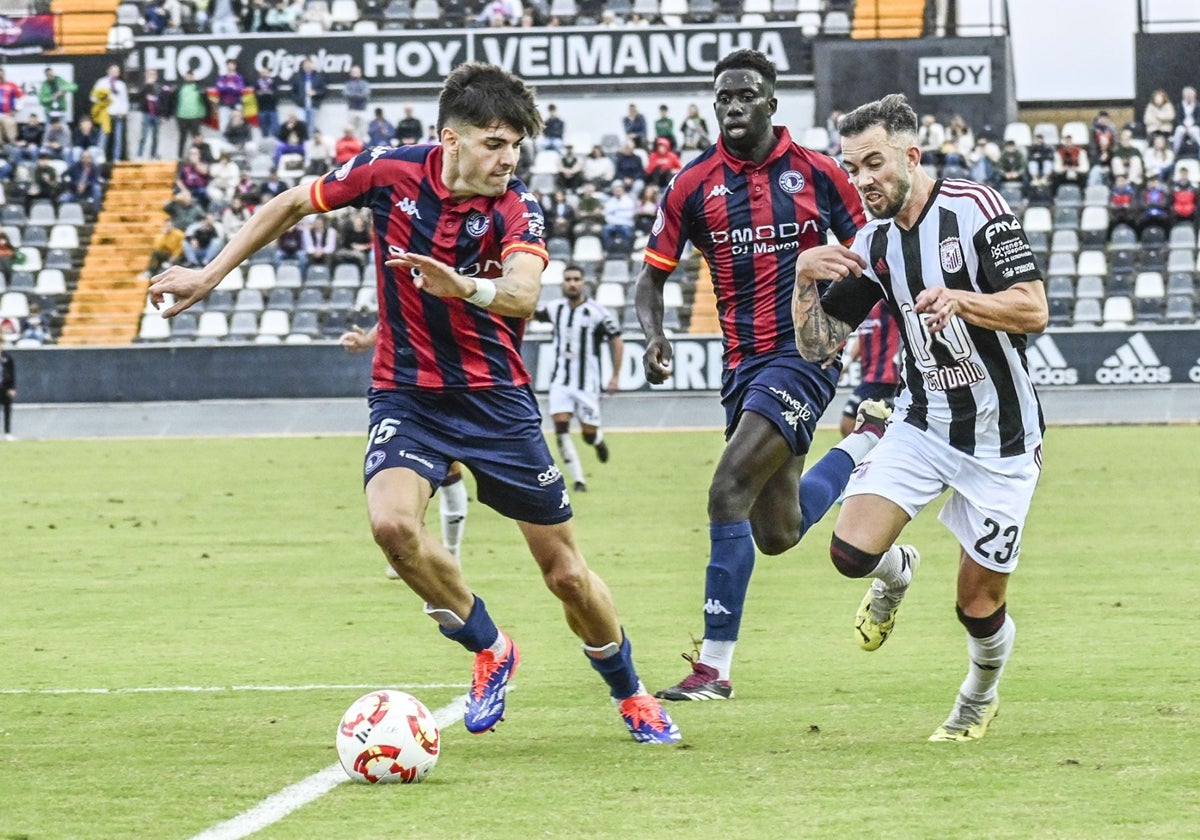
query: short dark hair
563 263 585 278
838 93 918 141
437 63 543 138
713 49 776 89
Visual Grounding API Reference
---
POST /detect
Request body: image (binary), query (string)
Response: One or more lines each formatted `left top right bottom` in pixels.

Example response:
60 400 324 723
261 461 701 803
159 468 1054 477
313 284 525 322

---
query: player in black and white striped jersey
534 264 624 493
792 93 1049 742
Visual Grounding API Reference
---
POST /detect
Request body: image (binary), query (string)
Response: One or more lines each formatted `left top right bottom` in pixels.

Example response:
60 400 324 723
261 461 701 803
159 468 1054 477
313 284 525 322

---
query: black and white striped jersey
534 298 621 393
823 179 1044 457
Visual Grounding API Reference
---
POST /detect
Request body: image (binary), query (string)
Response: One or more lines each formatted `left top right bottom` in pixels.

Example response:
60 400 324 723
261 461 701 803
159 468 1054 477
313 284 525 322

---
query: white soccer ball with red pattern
336 690 440 784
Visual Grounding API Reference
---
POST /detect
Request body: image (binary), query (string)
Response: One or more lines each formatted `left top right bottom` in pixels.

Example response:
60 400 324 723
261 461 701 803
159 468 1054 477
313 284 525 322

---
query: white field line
189 694 468 840
0 683 468 696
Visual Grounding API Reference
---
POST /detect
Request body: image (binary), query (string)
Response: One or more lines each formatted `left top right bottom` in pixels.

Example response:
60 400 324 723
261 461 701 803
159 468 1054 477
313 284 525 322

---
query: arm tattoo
792 279 854 365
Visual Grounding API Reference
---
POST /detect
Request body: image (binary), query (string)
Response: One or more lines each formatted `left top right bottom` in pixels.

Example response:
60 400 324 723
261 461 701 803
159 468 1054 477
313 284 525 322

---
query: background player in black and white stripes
791 93 1049 741
534 265 624 492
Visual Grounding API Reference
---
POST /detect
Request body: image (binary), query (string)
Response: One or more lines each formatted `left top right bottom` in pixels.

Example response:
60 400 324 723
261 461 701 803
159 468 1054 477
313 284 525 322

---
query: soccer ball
336 690 440 784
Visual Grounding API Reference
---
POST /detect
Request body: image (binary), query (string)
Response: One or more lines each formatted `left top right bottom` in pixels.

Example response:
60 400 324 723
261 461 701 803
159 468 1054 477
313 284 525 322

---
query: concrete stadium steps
687 261 719 334
60 161 177 346
851 0 927 39
52 0 120 54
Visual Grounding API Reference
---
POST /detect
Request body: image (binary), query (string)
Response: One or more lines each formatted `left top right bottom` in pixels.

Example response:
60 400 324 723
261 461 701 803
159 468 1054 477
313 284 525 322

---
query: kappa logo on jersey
1095 332 1172 383
519 191 537 203
537 465 563 486
778 170 806 193
706 183 733 200
465 211 490 238
651 208 665 236
395 196 421 218
1026 335 1079 385
367 146 390 166
703 599 732 616
939 237 965 273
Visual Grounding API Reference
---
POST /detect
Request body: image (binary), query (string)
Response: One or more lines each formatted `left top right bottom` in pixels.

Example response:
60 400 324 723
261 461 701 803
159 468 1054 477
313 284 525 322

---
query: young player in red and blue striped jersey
634 49 888 701
150 63 680 745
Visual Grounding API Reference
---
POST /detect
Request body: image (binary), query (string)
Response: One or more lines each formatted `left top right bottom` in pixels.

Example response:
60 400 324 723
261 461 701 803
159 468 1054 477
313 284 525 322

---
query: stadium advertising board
0 14 56 55
523 329 1200 393
135 24 813 92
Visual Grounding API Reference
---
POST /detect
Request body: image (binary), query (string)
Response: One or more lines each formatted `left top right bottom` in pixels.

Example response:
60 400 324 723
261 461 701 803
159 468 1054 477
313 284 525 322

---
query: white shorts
844 421 1042 573
547 383 602 427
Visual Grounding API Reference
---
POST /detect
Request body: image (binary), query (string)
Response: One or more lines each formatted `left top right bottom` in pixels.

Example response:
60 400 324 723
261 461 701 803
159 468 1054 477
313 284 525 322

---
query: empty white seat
1101 295 1133 327
572 235 604 264
1134 271 1165 298
215 266 244 291
259 309 291 337
197 311 229 338
0 291 30 318
1079 206 1109 232
595 281 626 309
138 313 171 341
662 281 684 308
47 224 79 249
1003 121 1032 148
1060 121 1089 144
16 247 42 272
34 269 66 294
1022 206 1052 234
1076 250 1108 276
245 263 277 290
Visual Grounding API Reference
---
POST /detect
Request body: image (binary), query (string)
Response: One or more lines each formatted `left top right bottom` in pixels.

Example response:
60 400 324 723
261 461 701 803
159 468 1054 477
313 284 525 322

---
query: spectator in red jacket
645 136 682 188
334 124 364 165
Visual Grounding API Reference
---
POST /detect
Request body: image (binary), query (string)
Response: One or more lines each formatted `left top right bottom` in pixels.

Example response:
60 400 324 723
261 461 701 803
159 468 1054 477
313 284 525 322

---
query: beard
870 169 912 219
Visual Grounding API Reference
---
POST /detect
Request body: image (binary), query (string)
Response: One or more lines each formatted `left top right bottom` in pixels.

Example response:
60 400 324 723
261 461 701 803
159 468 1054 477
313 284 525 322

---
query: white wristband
465 277 497 308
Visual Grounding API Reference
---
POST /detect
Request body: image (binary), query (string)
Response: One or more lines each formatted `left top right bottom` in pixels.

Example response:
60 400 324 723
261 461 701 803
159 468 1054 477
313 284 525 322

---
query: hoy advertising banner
812 36 1015 135
523 329 1200 392
134 24 813 93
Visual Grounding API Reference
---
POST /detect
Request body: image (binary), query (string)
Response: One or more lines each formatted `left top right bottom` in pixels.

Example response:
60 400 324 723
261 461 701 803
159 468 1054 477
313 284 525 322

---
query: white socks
833 429 877 465
959 614 1015 703
699 640 736 681
557 432 585 485
868 544 911 589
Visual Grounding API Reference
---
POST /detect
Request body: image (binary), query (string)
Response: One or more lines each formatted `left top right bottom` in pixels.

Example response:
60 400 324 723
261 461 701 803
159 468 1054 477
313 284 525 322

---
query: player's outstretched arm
148 184 318 317
792 244 866 364
914 279 1048 335
633 263 674 384
386 250 542 318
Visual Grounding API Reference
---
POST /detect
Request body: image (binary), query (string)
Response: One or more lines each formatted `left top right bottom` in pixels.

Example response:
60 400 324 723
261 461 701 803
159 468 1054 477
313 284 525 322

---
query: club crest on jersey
778 170 806 193
652 208 665 236
939 237 965 273
465 211 490 238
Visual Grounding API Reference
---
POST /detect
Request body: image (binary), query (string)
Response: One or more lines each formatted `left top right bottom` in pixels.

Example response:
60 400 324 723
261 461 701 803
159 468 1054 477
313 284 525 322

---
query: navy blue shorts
364 386 572 526
720 350 840 456
842 381 901 419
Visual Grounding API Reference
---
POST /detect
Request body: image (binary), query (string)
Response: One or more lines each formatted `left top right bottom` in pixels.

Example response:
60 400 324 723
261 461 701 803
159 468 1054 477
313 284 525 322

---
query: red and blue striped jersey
312 144 549 392
645 127 865 368
856 301 903 385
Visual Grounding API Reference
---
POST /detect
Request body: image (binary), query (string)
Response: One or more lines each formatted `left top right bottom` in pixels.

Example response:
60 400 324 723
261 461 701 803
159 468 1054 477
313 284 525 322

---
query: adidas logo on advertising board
1095 333 1172 384
1026 335 1078 385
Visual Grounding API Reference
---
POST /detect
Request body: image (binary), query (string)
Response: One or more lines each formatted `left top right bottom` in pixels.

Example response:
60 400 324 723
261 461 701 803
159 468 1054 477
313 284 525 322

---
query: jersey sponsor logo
706 183 733 200
1095 332 1172 383
1026 335 1079 385
651 208 665 236
537 464 563 486
778 170 806 193
465 211 490 238
396 449 435 470
983 216 1022 244
768 385 813 431
922 359 986 391
395 196 421 218
939 237 965 273
709 220 821 255
703 598 732 616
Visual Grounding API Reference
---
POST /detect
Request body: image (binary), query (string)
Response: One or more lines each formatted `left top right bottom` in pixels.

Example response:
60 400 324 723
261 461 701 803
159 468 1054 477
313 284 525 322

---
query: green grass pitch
1 426 1197 838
